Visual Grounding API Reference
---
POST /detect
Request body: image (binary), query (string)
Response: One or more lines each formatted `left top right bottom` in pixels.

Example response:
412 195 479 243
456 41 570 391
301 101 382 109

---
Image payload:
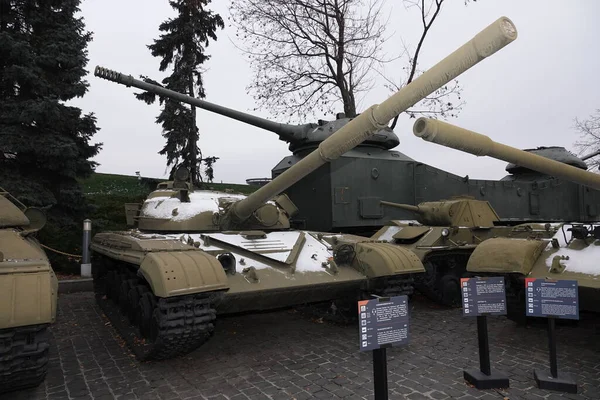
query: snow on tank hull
467 222 600 321
90 227 423 360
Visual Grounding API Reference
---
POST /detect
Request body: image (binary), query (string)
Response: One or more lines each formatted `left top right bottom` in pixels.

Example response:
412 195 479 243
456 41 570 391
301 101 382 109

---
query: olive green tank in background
373 198 557 306
89 16 518 360
0 188 58 394
412 118 600 319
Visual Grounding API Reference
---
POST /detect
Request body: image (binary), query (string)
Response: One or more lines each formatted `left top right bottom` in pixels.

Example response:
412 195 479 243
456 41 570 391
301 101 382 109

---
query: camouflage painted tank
412 117 600 319
371 198 556 306
89 15 518 360
0 188 57 393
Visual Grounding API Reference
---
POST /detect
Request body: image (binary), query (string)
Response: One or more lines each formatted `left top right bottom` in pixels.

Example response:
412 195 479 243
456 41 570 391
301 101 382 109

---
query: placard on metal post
358 295 410 400
526 278 578 393
461 277 509 390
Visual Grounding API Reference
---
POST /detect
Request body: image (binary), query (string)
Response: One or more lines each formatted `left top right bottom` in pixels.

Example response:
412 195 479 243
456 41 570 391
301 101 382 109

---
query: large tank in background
89 15 518 360
412 117 600 319
0 188 58 394
276 143 600 235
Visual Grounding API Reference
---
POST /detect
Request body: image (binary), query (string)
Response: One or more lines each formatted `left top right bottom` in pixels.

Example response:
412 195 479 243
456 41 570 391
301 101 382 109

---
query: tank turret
94 68 399 154
413 118 600 191
381 198 500 227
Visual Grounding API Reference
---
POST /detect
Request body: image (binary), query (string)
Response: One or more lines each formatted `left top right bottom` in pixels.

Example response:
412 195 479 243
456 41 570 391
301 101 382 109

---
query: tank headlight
441 228 450 237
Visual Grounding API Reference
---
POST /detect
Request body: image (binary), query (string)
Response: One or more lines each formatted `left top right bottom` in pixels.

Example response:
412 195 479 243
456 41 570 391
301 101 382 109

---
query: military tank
0 187 57 394
371 198 557 306
89 15 518 360
80 27 589 237
412 117 600 319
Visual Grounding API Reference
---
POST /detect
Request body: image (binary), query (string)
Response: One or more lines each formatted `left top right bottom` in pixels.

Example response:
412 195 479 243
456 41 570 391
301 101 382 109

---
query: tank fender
354 242 425 278
466 238 547 275
0 269 56 329
138 250 229 298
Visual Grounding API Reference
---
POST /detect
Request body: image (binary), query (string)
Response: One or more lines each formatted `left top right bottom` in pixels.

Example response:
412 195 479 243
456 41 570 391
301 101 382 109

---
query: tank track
0 324 50 394
92 255 218 361
414 251 472 307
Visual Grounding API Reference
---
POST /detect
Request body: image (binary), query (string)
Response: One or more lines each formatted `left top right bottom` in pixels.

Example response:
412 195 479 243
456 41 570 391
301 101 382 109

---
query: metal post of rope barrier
81 219 92 277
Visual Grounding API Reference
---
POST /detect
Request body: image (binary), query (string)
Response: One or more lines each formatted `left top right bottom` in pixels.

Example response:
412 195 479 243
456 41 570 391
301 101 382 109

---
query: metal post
373 348 388 400
477 316 491 376
548 317 558 378
81 219 92 278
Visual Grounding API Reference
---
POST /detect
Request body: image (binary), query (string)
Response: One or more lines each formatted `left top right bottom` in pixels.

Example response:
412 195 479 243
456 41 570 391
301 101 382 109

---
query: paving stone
5 292 597 400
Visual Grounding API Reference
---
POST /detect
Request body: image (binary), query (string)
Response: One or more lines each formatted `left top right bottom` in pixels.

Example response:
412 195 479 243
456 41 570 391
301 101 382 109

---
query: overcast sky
71 0 600 185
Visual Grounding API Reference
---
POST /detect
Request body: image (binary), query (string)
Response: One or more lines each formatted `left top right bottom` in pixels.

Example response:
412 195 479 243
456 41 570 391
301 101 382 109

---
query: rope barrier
39 243 82 260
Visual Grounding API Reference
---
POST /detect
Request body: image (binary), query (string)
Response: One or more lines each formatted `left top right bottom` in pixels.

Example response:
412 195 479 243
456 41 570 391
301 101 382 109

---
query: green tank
89 16 518 360
0 188 57 394
412 118 600 319
373 198 556 306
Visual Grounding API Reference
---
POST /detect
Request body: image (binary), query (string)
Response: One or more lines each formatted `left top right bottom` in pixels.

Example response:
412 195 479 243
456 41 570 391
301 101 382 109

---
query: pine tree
135 0 223 187
0 0 101 257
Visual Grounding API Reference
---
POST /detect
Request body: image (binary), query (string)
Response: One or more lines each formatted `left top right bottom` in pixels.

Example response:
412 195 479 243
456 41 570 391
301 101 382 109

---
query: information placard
525 279 579 320
461 277 506 317
358 295 409 352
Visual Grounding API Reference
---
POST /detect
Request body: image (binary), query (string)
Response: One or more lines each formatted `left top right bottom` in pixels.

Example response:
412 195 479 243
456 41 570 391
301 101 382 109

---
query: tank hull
90 228 423 360
466 223 600 321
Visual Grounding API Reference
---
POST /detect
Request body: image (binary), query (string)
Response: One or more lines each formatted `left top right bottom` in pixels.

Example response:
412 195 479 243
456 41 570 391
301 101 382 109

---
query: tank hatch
506 146 588 174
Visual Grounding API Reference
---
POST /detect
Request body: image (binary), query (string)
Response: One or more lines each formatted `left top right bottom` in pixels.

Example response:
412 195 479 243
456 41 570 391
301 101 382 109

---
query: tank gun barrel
413 118 600 191
380 201 421 213
94 67 301 142
230 16 518 221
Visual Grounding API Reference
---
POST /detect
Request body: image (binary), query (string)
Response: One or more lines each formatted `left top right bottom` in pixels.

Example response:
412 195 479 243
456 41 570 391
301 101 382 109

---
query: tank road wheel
0 325 50 394
415 254 470 307
138 292 158 340
92 256 219 360
118 279 137 314
440 275 461 307
127 285 149 324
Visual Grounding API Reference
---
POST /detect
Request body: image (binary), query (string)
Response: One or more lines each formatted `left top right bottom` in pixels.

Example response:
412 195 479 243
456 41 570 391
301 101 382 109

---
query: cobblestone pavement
3 292 599 400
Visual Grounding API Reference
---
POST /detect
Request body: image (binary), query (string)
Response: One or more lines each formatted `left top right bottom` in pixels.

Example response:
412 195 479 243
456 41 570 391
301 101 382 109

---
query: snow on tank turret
89 15 519 360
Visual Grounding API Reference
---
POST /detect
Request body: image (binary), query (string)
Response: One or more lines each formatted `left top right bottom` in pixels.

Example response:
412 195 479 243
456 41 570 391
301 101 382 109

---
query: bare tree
385 0 464 129
574 109 600 171
229 0 464 123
